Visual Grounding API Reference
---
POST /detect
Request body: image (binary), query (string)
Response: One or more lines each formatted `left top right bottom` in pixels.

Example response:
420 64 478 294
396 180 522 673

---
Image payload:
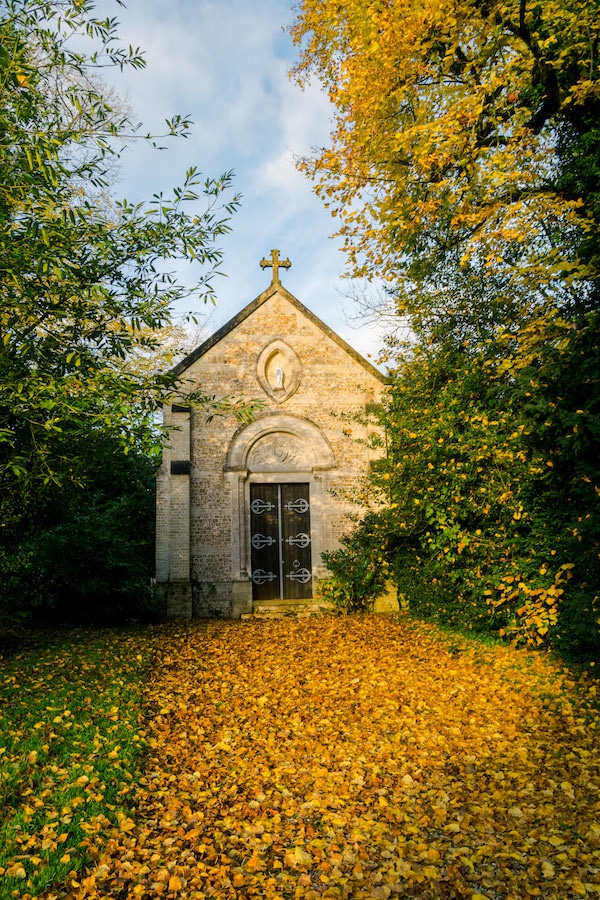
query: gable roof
172 281 387 382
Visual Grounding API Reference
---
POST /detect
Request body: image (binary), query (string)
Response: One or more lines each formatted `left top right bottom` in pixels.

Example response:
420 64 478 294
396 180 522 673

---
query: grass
0 628 150 898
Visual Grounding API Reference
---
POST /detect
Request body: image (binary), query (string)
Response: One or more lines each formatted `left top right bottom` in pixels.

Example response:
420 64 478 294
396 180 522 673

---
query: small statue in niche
274 365 284 390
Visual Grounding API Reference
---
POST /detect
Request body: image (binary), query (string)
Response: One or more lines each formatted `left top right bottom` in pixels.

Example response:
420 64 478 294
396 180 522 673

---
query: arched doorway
224 415 336 604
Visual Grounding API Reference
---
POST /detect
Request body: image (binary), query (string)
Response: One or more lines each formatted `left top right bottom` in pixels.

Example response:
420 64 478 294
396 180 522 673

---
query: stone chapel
155 251 387 618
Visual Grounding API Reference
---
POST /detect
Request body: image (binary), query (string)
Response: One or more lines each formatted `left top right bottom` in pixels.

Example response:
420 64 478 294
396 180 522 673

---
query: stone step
241 601 333 620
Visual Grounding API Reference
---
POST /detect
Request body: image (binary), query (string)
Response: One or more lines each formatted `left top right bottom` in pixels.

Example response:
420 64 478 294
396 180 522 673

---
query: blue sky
95 0 387 366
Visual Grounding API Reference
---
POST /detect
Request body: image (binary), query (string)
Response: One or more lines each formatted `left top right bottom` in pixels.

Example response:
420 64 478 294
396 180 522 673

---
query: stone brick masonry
155 273 387 618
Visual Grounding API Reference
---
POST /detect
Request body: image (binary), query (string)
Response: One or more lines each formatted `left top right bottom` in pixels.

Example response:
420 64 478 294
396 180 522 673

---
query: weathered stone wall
156 285 386 617
155 406 192 617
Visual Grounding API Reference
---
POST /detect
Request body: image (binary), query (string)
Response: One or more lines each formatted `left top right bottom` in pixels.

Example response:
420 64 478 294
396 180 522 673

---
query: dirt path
76 616 599 900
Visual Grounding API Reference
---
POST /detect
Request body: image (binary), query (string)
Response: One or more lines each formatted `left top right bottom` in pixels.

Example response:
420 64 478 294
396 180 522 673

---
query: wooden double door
250 483 313 602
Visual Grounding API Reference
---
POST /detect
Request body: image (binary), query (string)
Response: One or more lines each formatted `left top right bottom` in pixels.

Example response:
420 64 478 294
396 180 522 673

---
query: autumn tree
0 0 240 622
291 0 598 289
290 0 599 370
292 0 600 651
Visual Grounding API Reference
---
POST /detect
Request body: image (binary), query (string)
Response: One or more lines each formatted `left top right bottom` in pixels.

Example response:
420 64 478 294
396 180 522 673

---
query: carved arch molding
226 414 335 472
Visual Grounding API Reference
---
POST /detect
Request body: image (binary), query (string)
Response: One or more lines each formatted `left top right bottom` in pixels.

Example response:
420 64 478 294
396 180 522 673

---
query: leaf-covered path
78 617 599 900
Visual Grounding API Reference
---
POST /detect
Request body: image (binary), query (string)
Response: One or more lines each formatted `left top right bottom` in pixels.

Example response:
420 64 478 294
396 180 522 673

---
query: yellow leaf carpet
73 617 599 900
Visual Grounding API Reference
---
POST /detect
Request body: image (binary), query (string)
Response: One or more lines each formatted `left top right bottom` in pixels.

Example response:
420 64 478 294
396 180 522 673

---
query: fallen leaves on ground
6 616 599 900
0 630 149 896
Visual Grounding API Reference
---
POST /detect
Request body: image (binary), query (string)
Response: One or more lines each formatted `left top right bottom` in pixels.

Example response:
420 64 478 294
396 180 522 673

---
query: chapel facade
155 251 387 618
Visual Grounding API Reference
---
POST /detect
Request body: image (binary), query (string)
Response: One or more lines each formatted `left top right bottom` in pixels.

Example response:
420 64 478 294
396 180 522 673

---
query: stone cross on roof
260 249 291 286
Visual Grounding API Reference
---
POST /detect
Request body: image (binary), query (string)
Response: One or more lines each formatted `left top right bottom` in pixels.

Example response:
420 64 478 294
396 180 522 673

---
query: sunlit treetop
290 0 600 297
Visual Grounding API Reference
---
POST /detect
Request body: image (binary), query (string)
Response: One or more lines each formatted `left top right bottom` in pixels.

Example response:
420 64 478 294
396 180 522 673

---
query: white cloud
256 76 332 204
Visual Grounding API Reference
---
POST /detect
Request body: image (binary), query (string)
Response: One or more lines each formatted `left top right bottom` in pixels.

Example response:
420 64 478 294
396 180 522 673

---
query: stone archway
226 414 335 471
224 415 336 605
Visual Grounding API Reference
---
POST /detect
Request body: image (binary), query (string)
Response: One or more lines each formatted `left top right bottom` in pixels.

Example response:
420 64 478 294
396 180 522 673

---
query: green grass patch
0 628 151 898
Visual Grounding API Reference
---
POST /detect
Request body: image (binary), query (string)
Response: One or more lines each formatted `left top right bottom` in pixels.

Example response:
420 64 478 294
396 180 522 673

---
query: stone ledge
241 601 333 620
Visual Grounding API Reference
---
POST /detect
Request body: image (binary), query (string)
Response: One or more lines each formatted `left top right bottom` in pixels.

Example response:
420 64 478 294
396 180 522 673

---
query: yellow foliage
487 562 576 644
290 0 599 290
37 618 600 900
